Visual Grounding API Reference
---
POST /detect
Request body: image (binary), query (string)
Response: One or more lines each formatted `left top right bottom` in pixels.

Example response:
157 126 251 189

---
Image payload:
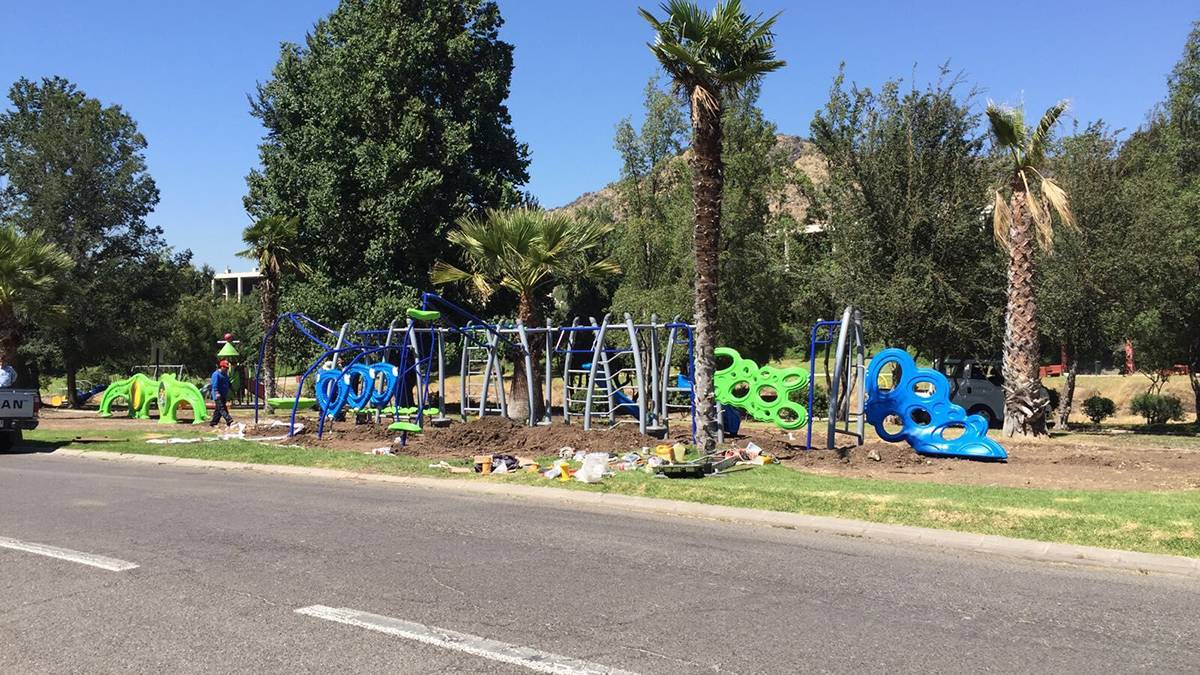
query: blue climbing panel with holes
864 348 1007 461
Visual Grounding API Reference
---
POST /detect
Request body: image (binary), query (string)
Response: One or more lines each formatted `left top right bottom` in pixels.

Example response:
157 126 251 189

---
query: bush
1082 395 1116 424
1129 393 1186 425
1046 387 1060 412
807 383 829 417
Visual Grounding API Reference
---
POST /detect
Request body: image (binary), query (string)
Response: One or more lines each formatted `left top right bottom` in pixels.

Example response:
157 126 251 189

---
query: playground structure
253 293 704 441
863 348 1007 460
253 297 1004 462
97 372 208 424
253 294 876 447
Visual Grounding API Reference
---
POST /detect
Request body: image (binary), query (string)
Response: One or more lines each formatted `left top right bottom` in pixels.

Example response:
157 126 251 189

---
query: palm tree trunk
507 292 545 422
1002 183 1049 437
261 276 278 399
690 95 724 453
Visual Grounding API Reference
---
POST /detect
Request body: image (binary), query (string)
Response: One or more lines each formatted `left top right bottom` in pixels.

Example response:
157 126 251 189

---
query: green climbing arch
157 374 208 425
98 373 159 419
713 347 811 430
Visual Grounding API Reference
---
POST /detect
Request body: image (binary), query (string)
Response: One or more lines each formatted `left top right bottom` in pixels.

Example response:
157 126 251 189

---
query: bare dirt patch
775 428 1200 491
36 408 1200 491
283 415 693 460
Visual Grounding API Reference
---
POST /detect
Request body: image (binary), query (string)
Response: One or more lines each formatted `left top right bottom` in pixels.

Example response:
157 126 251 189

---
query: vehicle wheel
0 430 17 452
968 406 998 429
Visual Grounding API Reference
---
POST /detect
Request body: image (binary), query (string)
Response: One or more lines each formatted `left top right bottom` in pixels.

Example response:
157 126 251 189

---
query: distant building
212 268 263 302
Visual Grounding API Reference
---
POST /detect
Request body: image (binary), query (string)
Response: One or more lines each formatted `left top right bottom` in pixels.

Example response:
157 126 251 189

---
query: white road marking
0 536 139 572
296 605 638 675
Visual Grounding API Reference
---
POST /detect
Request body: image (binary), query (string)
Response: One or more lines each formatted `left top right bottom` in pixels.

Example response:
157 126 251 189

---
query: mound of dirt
404 416 692 459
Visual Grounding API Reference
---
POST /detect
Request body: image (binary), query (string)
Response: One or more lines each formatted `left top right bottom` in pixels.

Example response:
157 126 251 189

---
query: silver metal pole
458 333 469 421
434 328 449 423
647 313 661 429
625 313 647 435
543 319 553 425
517 321 535 427
827 306 853 450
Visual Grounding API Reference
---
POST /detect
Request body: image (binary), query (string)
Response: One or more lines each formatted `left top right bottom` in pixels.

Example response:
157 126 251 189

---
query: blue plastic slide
864 348 1007 461
612 390 640 419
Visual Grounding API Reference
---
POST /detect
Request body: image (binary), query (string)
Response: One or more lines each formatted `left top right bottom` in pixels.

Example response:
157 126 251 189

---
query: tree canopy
810 68 1003 360
245 0 530 328
0 76 188 390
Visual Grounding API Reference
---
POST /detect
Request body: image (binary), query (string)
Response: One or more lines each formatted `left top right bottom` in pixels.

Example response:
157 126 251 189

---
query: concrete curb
48 448 1200 580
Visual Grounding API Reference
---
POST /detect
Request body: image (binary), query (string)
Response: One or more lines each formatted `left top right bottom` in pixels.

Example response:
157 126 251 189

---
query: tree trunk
261 276 278 399
689 93 724 453
507 293 545 424
66 366 78 410
1190 370 1199 427
1001 182 1049 437
1190 338 1200 427
1059 356 1078 430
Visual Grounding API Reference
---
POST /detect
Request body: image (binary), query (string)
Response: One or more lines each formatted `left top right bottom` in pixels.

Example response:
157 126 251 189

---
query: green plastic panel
713 347 811 430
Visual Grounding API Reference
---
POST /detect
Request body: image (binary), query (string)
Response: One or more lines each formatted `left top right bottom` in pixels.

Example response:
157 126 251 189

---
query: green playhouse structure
98 372 208 424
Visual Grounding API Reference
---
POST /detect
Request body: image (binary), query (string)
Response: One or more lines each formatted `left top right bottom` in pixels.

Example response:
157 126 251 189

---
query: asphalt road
1 452 1197 674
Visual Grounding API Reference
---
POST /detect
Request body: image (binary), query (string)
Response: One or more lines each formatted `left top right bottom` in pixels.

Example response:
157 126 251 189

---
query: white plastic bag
574 452 609 483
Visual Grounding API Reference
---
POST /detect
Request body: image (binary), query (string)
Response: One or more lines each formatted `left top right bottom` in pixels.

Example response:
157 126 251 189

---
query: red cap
219 360 230 368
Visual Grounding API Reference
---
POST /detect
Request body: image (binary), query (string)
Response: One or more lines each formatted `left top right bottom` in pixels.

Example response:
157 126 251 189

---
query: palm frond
431 208 620 303
992 191 1012 251
1040 178 1077 231
986 102 1026 157
640 0 785 99
1027 99 1069 165
1020 170 1053 250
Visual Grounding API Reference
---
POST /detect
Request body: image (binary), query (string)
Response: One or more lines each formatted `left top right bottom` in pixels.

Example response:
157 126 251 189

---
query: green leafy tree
1118 22 1200 424
608 76 693 319
0 77 186 403
639 0 786 451
432 208 620 420
0 227 72 364
238 215 312 397
810 67 1004 362
163 286 263 379
245 0 530 331
1039 122 1126 426
986 100 1076 437
608 77 803 363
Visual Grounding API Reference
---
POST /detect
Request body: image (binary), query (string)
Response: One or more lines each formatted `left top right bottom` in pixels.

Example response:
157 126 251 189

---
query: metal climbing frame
805 306 866 450
254 300 704 440
654 316 697 440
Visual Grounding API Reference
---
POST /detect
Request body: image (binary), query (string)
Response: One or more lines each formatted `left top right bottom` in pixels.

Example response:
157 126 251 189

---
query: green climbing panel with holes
713 347 811 430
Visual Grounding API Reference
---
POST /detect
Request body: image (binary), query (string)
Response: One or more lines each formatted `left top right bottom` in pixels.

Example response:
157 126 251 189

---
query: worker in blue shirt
209 360 234 428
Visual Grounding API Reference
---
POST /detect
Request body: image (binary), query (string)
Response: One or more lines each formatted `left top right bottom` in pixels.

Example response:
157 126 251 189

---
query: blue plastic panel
864 348 1007 461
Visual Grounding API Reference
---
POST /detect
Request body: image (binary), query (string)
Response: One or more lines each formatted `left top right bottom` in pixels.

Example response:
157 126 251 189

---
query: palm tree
987 101 1076 437
432 207 620 421
639 0 785 451
238 215 312 398
0 226 72 367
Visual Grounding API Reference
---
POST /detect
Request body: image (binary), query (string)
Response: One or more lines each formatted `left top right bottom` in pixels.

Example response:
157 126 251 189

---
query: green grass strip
20 429 1200 558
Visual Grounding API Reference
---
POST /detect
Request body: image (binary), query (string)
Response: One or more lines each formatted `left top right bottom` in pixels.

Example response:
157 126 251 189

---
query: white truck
0 388 39 451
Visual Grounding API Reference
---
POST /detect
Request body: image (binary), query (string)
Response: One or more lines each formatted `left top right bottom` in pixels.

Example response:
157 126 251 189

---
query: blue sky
1 1 1195 272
